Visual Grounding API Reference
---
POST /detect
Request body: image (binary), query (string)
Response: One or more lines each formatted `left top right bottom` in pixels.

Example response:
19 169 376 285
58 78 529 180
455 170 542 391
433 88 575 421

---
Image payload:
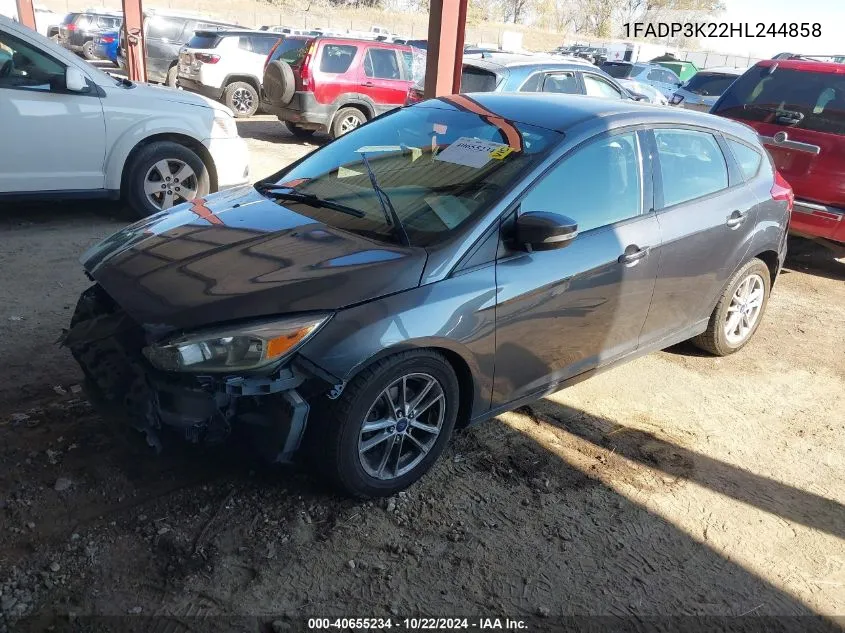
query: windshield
601 63 633 79
259 102 562 247
713 66 845 136
684 72 738 96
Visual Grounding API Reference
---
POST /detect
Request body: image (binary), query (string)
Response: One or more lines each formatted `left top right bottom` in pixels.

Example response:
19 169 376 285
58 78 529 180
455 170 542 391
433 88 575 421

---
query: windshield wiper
256 186 365 218
357 151 410 246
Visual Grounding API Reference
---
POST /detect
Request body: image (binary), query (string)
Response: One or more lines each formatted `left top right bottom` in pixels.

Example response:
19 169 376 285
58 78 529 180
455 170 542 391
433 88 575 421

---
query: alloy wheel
143 159 198 210
231 87 254 114
358 373 445 480
724 273 765 345
340 115 361 135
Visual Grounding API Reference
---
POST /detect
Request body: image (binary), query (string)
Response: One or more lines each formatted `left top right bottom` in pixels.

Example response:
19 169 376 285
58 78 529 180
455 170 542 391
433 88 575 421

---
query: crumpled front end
62 284 327 462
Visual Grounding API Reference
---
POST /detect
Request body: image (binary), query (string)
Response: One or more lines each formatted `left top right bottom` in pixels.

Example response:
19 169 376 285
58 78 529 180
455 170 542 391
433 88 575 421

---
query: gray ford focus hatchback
65 93 792 497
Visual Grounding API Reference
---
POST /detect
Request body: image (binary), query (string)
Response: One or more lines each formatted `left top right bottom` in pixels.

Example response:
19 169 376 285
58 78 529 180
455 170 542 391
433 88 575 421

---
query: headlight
212 110 238 138
142 314 330 373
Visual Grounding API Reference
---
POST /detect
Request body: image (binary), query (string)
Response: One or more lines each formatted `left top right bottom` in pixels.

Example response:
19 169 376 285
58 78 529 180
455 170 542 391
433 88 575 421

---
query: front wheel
691 258 771 356
123 141 210 218
313 350 460 497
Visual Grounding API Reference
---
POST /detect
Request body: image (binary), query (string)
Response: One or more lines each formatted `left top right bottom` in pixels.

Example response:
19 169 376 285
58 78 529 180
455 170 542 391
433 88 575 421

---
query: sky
705 0 845 57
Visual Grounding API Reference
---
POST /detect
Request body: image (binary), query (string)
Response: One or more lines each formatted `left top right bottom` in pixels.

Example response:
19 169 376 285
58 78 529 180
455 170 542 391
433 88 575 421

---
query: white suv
0 15 250 217
178 29 282 117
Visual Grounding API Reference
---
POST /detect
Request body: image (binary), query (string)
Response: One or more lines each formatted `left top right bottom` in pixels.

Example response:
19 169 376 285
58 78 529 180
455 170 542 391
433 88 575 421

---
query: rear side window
712 66 845 136
187 33 221 49
365 48 401 79
251 37 280 56
269 38 309 64
97 16 121 29
541 72 579 94
319 44 357 74
684 72 737 96
655 129 729 207
147 17 184 41
727 139 763 180
460 65 498 92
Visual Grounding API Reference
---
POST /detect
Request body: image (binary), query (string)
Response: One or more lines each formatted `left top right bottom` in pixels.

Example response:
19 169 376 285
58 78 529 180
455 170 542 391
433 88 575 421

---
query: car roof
755 58 845 75
422 92 761 142
310 36 410 48
465 55 592 71
197 29 279 37
695 66 745 75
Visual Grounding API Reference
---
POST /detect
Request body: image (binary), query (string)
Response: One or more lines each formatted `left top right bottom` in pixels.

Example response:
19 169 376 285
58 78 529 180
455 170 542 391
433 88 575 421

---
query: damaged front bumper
61 285 328 462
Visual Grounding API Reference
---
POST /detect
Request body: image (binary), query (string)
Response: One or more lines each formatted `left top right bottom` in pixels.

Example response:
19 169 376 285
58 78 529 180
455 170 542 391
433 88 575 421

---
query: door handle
726 210 748 228
361 81 374 87
618 245 650 265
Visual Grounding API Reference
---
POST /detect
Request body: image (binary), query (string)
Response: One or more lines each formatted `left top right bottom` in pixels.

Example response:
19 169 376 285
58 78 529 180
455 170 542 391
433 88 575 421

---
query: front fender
297 265 498 419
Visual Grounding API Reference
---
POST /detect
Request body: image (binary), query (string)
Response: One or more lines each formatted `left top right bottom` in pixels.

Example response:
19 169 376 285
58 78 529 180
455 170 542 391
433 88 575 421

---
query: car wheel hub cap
143 159 198 210
724 273 764 345
358 373 445 481
340 116 360 134
232 88 253 112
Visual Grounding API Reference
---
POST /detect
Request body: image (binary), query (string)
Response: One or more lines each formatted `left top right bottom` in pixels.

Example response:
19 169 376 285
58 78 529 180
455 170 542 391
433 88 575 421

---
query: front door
639 128 757 346
0 30 105 193
493 130 660 407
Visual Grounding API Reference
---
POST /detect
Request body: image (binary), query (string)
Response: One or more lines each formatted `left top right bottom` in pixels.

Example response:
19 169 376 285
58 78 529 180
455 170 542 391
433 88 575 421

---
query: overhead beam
15 0 36 30
121 0 147 82
423 0 468 98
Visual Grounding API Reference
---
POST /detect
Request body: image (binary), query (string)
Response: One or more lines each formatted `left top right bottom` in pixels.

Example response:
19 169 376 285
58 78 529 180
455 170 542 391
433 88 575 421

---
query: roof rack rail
772 52 845 63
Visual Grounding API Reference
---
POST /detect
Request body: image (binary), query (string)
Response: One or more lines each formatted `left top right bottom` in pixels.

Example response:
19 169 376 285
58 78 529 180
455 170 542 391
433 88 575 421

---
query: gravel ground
0 116 843 631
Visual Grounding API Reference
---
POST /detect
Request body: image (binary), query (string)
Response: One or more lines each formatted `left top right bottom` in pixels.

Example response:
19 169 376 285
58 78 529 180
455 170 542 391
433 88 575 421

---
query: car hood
80 186 427 331
134 81 229 111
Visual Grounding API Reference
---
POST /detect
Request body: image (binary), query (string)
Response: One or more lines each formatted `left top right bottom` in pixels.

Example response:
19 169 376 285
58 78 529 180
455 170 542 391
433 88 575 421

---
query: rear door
360 45 408 113
144 15 186 82
312 41 360 106
639 127 757 347
711 63 845 239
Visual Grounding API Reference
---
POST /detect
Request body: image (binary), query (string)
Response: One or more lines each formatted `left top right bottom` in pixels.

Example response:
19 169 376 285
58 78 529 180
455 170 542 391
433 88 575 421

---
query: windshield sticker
355 145 403 153
434 137 509 169
337 166 364 179
489 146 515 160
425 195 472 229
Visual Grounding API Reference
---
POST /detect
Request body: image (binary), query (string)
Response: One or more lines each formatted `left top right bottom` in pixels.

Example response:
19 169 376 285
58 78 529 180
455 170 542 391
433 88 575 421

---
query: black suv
117 11 240 85
58 11 122 60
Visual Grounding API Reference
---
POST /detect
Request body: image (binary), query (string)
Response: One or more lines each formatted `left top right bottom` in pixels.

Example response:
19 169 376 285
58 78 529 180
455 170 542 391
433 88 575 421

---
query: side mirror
65 67 88 92
516 211 578 251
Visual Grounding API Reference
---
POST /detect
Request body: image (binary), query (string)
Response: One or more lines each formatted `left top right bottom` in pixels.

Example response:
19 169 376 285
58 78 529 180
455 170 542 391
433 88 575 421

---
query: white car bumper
204 136 251 189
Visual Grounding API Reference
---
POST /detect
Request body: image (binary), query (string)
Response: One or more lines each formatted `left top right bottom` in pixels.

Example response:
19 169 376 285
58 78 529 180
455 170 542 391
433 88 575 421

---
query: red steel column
15 0 36 30
424 0 468 98
122 0 147 82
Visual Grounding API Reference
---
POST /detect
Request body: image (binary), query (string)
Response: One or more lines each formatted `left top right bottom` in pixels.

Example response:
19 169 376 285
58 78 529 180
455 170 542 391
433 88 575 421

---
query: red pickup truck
712 58 845 255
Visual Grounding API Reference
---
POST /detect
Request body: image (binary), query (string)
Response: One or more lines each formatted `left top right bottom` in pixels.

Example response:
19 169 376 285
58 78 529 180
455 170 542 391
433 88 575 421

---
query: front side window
583 74 623 99
521 132 642 233
365 48 401 79
541 72 579 94
0 32 65 91
261 103 562 246
319 44 357 74
727 138 763 180
655 129 729 207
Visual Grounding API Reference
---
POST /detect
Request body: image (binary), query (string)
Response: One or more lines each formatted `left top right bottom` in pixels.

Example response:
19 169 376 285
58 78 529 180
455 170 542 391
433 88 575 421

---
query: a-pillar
423 0 469 98
121 0 147 82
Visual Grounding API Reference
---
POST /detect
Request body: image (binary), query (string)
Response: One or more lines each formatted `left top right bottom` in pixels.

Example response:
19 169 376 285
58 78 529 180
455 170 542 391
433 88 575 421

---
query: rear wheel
165 65 178 88
691 258 771 356
124 141 210 218
330 107 367 139
312 350 460 497
82 40 97 60
224 81 259 118
284 121 316 139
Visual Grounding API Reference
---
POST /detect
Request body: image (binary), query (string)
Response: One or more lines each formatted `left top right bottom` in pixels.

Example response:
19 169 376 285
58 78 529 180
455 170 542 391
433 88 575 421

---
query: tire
165 65 178 88
123 141 210 219
223 81 259 118
312 350 460 498
330 106 367 139
284 121 316 139
263 60 295 106
691 258 771 356
82 40 97 61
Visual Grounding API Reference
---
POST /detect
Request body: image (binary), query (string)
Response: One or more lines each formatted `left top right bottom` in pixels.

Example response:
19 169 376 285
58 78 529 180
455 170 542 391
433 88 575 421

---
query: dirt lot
1 117 844 631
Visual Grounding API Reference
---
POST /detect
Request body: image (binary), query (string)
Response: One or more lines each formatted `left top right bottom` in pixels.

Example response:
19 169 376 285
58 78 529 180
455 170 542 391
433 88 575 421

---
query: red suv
712 59 845 253
262 36 414 139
